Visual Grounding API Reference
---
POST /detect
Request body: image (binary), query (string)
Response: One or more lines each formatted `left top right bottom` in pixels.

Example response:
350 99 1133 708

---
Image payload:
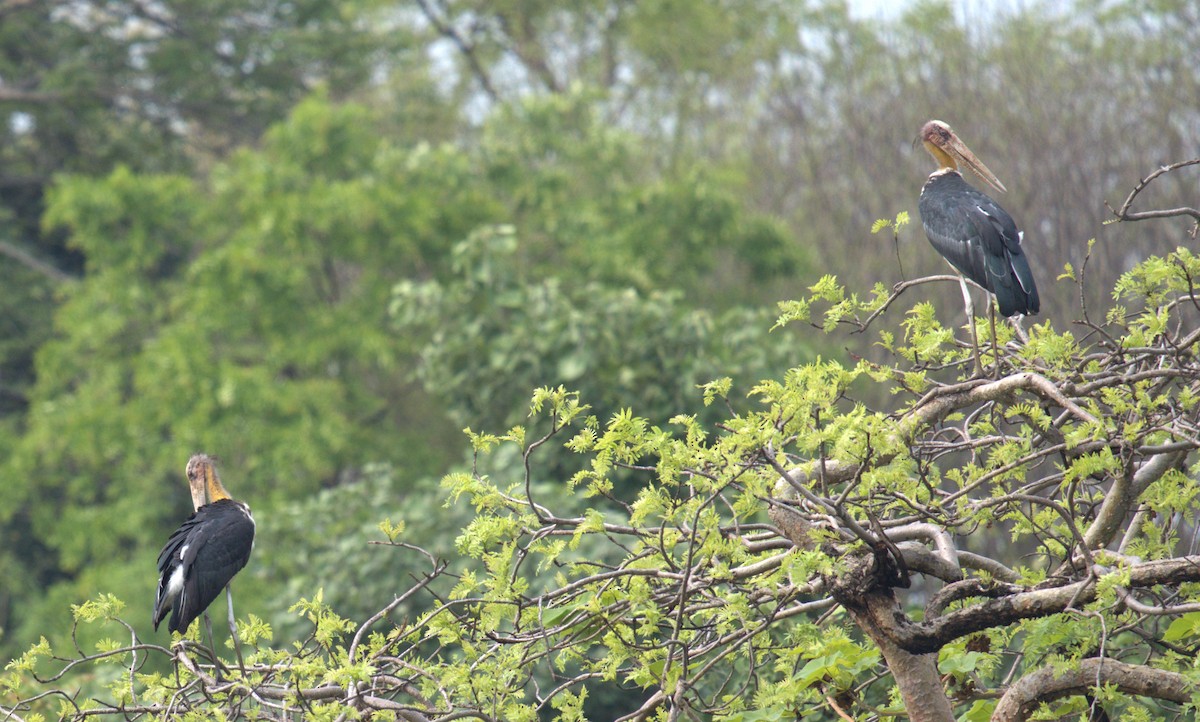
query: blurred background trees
0 0 1195 699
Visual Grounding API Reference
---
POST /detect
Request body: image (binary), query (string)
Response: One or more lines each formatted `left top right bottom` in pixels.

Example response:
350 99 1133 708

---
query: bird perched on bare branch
917 119 1039 319
916 120 1040 373
153 454 254 635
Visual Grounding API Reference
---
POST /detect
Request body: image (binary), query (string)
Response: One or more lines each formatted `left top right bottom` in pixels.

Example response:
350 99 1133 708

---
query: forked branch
1105 158 1200 236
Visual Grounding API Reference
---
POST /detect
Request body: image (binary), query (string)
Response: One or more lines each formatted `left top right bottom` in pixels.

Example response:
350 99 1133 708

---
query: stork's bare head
919 119 1007 194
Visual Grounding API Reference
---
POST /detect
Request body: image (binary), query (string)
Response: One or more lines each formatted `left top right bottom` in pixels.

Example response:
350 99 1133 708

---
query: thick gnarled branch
993 657 1196 722
887 555 1200 654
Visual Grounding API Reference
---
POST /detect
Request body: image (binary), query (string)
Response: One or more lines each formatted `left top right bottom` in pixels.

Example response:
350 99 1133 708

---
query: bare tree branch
493 8 562 93
413 0 500 102
1083 448 1189 550
0 85 63 103
1105 158 1200 237
888 555 1200 654
0 240 76 284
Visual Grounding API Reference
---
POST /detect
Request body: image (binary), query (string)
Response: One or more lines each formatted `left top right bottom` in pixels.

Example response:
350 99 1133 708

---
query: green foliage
6 3 1200 720
0 1 423 485
3 85 816 659
794 629 881 692
392 225 815 489
959 699 998 722
249 466 460 640
70 594 126 624
870 211 911 237
477 90 808 305
290 591 356 651
1 95 475 653
6 242 1200 720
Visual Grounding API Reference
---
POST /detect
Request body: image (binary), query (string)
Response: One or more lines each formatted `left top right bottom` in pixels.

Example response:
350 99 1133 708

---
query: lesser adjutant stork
153 454 254 636
916 120 1039 371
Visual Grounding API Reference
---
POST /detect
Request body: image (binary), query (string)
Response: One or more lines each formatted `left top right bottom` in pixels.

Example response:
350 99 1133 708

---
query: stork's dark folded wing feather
153 499 254 633
918 172 1039 317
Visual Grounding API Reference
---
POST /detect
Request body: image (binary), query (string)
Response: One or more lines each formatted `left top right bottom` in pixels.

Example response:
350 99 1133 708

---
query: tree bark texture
992 657 1196 722
843 590 957 722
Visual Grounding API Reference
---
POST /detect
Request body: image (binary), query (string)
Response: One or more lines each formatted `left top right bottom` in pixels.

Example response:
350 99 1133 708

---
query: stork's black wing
918 172 1039 317
153 498 254 633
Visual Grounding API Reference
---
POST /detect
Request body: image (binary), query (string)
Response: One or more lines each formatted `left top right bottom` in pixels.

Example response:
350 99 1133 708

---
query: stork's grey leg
959 275 982 376
1009 313 1029 344
226 584 246 674
203 612 224 679
988 302 999 379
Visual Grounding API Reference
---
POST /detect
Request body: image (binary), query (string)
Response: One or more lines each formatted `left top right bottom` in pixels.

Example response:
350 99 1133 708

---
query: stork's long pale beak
920 120 1008 194
186 453 231 509
945 135 1007 194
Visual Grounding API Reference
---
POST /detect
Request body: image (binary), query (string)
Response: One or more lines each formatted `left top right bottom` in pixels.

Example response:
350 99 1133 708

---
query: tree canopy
6 213 1200 721
2 1 1200 721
